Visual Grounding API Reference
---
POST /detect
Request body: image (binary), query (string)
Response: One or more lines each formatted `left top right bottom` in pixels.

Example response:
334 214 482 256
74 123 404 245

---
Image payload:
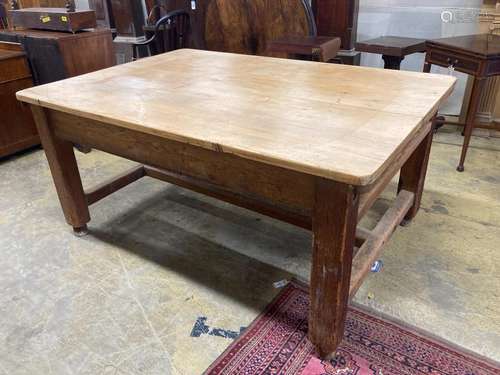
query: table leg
30 105 90 234
398 121 434 222
423 60 432 73
309 178 359 359
382 55 404 70
457 77 486 172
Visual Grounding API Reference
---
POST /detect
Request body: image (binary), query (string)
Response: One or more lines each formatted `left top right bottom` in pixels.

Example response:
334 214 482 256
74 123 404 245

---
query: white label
191 0 196 10
273 280 289 289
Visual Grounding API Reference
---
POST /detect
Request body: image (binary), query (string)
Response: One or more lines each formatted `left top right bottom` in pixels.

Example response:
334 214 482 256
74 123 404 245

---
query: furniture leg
457 77 486 172
398 120 434 222
30 105 90 234
309 178 359 359
423 60 432 73
382 55 403 70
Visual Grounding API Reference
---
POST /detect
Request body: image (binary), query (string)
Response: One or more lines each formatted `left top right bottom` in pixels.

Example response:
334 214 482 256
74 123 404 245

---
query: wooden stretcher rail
349 189 415 298
83 164 375 247
86 165 145 205
83 164 415 299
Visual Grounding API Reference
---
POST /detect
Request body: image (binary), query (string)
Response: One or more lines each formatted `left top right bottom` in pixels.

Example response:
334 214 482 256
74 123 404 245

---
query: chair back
133 9 190 59
158 9 189 52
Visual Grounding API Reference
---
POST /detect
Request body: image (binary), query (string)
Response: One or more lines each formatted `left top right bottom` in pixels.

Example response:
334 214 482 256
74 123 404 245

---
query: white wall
357 0 483 115
75 0 89 9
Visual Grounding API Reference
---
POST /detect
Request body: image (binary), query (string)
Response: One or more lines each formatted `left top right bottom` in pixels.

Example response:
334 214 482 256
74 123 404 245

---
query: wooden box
0 42 38 157
9 7 97 32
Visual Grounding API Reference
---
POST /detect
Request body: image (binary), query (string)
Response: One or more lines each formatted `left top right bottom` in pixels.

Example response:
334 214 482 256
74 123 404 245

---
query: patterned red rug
205 280 499 375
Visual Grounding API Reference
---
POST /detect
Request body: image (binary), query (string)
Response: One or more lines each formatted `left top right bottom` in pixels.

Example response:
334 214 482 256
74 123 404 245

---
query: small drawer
427 50 480 75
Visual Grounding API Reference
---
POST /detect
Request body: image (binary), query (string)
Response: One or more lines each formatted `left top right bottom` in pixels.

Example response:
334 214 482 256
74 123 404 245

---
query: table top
17 49 456 186
356 36 426 57
427 34 500 59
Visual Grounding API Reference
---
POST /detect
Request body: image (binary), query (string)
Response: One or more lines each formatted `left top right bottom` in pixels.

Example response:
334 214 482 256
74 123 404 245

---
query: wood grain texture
17 49 456 185
398 119 434 219
8 8 97 32
0 28 115 85
312 0 358 50
350 189 414 297
30 106 90 228
47 109 315 214
309 178 359 358
0 42 38 158
204 0 314 56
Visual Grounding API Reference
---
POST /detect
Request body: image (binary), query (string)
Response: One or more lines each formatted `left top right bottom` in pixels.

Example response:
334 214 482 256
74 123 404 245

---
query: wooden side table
267 36 341 61
356 36 426 70
424 34 500 172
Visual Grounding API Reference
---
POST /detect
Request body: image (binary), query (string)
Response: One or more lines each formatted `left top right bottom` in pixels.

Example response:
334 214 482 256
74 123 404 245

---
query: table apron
47 109 431 227
48 109 316 221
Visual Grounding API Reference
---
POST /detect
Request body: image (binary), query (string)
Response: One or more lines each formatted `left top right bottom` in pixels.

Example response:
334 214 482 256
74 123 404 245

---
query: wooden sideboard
0 41 38 157
0 28 115 85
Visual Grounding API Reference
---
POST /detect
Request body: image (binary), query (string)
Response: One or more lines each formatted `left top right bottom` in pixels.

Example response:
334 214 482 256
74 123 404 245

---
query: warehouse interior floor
0 125 499 375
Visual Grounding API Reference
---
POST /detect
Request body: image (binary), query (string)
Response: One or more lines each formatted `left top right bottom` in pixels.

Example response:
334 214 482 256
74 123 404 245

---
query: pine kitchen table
16 49 456 359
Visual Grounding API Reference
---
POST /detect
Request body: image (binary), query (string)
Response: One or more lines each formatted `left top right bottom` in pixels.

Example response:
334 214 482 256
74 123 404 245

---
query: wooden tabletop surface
17 49 456 186
356 36 427 57
427 34 500 59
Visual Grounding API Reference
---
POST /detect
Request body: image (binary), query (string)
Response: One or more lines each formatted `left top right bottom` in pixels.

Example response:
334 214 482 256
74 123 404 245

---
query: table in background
17 49 455 359
424 34 500 172
356 36 426 70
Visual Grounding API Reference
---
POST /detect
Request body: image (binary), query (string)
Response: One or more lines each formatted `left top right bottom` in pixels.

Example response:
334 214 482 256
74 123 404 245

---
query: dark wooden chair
132 9 189 60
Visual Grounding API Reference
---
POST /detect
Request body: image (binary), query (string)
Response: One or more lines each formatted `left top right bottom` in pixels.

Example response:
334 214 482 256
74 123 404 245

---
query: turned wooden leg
382 55 404 70
30 106 90 233
309 178 359 359
457 77 486 172
398 119 434 222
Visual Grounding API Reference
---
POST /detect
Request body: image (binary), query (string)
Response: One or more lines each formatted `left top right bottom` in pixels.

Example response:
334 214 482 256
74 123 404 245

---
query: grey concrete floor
0 126 499 374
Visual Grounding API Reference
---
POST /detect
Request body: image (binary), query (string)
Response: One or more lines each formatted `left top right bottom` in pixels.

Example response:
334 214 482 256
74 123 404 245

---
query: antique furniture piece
204 0 316 56
356 36 426 70
88 0 114 29
133 9 189 59
17 49 455 358
8 1 97 32
0 41 38 157
312 0 358 50
424 34 500 172
267 36 341 62
0 28 115 84
109 0 147 62
311 0 360 65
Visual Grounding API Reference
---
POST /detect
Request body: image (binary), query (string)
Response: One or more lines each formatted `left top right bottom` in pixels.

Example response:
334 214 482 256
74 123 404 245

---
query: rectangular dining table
16 49 456 359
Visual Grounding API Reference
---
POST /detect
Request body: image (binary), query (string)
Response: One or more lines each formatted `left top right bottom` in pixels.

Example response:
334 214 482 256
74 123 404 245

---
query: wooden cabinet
0 28 115 85
0 42 38 158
